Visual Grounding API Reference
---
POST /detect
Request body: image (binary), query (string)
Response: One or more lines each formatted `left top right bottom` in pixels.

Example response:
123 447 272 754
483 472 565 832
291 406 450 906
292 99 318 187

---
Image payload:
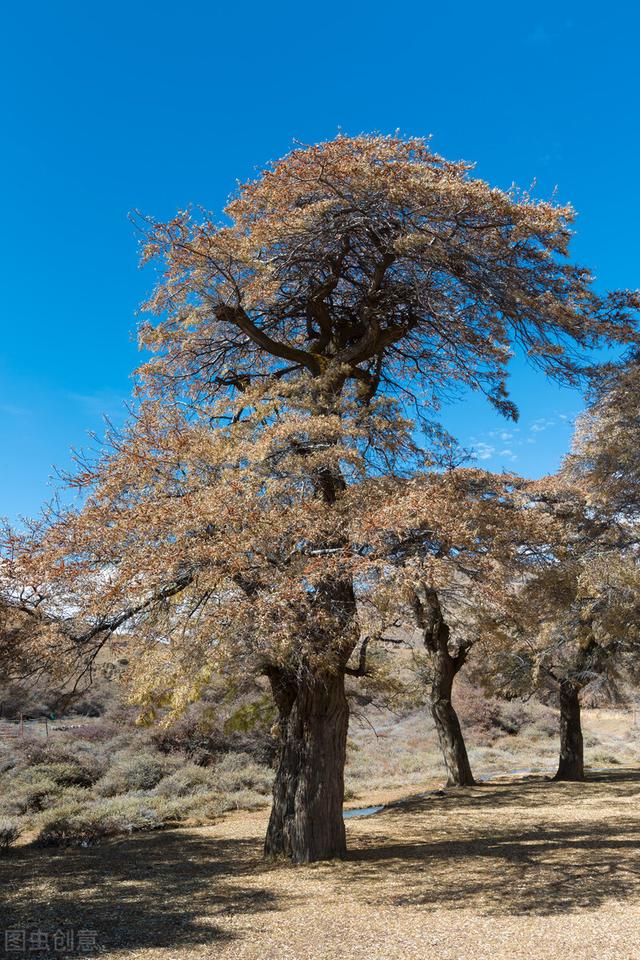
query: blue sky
1 1 638 521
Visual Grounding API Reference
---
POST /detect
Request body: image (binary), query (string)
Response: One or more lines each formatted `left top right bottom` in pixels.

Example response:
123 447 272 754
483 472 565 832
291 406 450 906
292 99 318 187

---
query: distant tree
403 471 574 788
478 477 640 781
369 470 533 789
3 135 638 861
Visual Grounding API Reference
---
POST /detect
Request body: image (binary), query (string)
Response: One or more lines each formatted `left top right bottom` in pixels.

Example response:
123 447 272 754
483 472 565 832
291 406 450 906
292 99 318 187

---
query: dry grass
3 763 640 959
345 702 640 798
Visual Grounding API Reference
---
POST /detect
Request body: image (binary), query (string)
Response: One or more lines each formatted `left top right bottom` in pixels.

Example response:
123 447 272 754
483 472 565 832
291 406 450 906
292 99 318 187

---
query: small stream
343 805 385 819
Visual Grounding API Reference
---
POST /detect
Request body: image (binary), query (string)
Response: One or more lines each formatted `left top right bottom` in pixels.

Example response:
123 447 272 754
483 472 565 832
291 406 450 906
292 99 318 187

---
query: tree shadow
347 769 640 916
0 829 284 954
2 768 640 953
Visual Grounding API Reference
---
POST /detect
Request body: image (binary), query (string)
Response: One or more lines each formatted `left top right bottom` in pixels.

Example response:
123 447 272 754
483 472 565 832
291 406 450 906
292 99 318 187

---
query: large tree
3 135 638 861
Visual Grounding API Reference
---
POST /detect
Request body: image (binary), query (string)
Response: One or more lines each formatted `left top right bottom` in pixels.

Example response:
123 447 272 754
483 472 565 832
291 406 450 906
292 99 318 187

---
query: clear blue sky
1 1 638 521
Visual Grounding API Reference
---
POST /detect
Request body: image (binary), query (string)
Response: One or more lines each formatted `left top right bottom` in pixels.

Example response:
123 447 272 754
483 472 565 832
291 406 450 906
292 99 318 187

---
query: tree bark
264 668 349 863
431 640 475 787
263 454 356 863
554 678 584 782
412 584 475 787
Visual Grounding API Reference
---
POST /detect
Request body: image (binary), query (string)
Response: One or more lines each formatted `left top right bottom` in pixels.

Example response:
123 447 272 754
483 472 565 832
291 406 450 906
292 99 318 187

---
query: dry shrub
211 752 273 795
0 818 21 853
153 763 215 798
454 685 557 741
94 751 176 797
37 793 167 846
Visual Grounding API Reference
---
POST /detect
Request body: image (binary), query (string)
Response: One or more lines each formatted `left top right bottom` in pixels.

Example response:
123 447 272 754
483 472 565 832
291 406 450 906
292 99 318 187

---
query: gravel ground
3 768 640 960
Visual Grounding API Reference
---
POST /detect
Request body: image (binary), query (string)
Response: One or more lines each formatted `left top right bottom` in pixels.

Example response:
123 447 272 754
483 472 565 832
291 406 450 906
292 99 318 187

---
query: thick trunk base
553 680 584 782
265 672 349 863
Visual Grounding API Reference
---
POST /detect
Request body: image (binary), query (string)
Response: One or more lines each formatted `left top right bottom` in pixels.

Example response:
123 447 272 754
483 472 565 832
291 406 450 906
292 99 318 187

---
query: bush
68 720 121 743
0 818 21 853
94 752 173 797
150 706 227 763
37 794 168 846
0 749 17 776
10 737 104 771
25 762 96 788
218 788 270 812
0 771 64 816
154 764 215 798
592 752 621 766
151 695 277 766
455 685 557 740
211 752 273 795
454 686 503 733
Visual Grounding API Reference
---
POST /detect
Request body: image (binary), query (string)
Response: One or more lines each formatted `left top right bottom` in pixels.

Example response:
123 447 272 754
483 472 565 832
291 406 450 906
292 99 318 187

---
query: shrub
520 702 559 738
592 752 621 766
94 752 173 797
0 749 16 776
68 720 121 742
37 794 167 846
154 764 215 798
25 762 96 788
10 737 105 772
218 788 271 812
454 686 503 733
211 752 273 795
9 737 56 767
150 706 227 763
151 695 277 766
0 772 63 815
0 818 21 853
455 685 558 740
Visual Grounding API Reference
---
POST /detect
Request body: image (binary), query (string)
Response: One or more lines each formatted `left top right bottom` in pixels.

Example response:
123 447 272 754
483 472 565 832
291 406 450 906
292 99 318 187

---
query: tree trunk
412 583 475 787
263 453 357 863
264 669 349 863
554 679 584 781
431 641 475 787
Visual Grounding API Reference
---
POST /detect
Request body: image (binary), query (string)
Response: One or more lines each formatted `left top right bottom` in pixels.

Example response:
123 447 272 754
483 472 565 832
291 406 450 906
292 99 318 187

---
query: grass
2 767 640 958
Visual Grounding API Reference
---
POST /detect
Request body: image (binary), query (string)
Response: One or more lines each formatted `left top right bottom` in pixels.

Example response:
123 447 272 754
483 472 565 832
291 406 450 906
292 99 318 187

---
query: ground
3 765 640 960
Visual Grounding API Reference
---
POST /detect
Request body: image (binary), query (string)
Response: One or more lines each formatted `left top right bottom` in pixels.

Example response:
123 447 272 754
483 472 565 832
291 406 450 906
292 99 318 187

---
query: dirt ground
3 768 640 960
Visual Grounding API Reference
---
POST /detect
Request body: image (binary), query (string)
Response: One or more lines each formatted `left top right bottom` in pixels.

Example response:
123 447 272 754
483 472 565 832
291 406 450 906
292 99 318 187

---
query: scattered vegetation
1 672 637 849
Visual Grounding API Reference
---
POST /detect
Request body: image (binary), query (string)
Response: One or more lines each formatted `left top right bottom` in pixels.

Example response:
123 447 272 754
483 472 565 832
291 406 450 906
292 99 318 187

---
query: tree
411 583 476 786
3 135 638 862
404 471 577 788
556 364 640 776
477 476 640 781
564 354 640 519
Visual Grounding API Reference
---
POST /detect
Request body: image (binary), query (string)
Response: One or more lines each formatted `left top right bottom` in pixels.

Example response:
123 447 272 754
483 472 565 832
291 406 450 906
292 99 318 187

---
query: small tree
3 135 638 861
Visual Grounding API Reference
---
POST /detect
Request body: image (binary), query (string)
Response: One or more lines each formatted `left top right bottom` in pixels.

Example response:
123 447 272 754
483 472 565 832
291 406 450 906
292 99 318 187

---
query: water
343 805 385 819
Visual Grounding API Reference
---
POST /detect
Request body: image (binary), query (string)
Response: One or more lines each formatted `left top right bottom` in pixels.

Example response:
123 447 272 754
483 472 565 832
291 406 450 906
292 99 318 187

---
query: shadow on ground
0 831 281 953
345 768 640 915
2 769 640 955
